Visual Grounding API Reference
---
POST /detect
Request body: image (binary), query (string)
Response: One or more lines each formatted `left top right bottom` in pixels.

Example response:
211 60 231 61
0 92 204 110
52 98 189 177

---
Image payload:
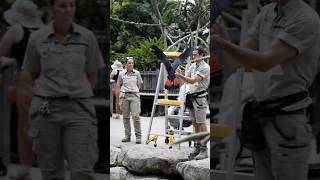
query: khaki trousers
119 93 141 138
253 114 311 180
29 97 98 180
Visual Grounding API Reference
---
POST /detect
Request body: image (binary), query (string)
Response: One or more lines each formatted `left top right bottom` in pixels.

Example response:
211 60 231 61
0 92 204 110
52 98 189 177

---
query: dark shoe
121 136 131 142
136 137 141 144
188 143 201 160
195 145 208 160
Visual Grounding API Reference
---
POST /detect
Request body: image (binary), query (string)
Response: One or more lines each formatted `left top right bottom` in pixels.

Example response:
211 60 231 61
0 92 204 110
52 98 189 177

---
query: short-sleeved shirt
187 60 210 95
247 0 320 109
22 22 105 98
117 69 143 93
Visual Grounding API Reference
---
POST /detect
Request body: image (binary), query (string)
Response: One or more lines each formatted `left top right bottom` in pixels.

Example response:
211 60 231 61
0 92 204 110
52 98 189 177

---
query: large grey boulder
120 144 192 175
176 158 210 180
110 167 170 180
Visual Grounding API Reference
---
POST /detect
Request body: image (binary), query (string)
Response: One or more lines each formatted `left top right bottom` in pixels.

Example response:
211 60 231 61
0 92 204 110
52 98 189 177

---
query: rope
190 55 210 62
110 16 162 26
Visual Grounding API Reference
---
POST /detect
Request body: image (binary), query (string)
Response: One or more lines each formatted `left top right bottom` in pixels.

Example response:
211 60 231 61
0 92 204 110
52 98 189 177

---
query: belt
122 92 138 94
189 90 207 98
254 91 308 117
34 95 96 119
34 95 92 101
259 91 308 108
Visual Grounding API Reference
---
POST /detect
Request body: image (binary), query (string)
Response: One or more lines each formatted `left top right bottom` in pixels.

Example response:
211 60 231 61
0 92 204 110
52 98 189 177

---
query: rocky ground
110 115 210 180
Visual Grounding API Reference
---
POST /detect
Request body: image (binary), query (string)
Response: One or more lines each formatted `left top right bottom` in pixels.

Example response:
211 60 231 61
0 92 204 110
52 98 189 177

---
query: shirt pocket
123 75 138 88
39 44 59 72
64 45 87 71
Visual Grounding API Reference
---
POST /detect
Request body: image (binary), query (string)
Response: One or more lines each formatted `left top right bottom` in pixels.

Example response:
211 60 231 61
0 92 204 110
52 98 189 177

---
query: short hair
194 47 206 56
126 57 134 63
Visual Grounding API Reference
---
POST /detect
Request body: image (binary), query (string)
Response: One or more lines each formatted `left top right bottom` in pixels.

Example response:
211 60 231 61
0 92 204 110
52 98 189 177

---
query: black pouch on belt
185 93 194 110
240 101 266 152
240 91 308 152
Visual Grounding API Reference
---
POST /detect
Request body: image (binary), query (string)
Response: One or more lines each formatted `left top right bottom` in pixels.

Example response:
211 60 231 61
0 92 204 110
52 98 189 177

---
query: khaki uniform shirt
247 0 320 109
22 22 105 98
117 69 143 93
187 60 210 96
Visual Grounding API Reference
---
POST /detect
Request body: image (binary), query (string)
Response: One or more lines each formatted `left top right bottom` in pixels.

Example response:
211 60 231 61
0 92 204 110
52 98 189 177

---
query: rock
110 167 128 180
121 144 192 175
117 144 132 165
110 145 121 167
110 167 171 180
176 158 210 180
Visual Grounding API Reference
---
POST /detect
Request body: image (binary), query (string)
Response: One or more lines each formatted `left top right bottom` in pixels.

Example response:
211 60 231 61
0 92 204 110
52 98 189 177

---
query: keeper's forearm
176 74 196 84
218 39 273 72
17 70 35 89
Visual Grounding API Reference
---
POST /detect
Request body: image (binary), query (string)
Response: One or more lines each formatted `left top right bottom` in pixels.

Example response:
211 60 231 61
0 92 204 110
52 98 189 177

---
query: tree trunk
194 18 201 47
154 0 168 49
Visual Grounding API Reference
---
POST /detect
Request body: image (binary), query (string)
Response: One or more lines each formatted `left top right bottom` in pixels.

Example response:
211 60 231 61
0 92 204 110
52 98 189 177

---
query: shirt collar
274 0 300 19
124 69 135 74
195 59 204 66
45 21 81 40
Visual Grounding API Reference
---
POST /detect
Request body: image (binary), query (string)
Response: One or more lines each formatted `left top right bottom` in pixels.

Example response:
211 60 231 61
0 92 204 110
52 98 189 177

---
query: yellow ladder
146 63 191 148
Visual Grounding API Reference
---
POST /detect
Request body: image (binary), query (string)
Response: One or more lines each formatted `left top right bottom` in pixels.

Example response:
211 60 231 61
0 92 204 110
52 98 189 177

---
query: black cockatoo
150 45 194 90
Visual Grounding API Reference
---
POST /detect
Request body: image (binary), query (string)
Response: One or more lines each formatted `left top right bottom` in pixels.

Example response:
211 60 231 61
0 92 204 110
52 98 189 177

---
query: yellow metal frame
211 124 230 139
163 51 181 57
157 99 182 106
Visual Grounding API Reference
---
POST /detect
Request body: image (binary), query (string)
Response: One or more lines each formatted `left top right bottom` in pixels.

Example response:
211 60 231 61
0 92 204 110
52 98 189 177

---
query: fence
140 70 160 93
108 70 182 94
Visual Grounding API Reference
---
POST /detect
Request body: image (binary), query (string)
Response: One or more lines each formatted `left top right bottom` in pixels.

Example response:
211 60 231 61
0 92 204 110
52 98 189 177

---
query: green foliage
75 0 105 30
111 37 164 71
173 0 210 31
116 160 123 166
111 1 161 53
110 0 210 70
127 37 163 70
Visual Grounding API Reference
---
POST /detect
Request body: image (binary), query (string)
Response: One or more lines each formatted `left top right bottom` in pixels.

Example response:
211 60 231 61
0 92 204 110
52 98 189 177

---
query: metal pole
146 63 164 144
178 61 190 139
